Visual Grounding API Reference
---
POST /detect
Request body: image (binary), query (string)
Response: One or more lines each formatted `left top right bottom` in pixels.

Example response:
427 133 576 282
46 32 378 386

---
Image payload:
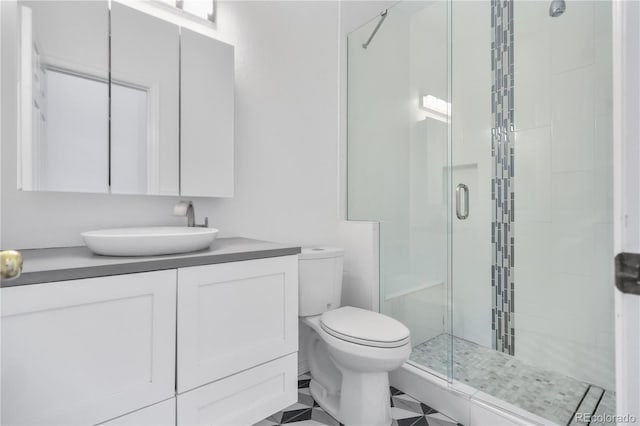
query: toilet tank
298 247 344 317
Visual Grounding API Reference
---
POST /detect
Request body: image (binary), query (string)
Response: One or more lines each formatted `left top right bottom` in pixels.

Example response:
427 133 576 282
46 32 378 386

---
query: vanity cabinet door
1 270 177 426
177 256 298 393
180 28 234 198
177 353 297 426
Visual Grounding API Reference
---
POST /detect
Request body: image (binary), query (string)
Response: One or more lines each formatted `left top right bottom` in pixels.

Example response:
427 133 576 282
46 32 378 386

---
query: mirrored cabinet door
17 2 235 198
18 1 109 193
110 3 180 196
181 29 234 198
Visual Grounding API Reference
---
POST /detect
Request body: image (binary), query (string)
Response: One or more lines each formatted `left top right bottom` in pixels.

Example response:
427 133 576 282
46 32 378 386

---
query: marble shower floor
410 334 615 425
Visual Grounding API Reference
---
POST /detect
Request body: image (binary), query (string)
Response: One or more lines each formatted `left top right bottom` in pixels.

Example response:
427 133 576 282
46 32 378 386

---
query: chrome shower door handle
456 184 469 220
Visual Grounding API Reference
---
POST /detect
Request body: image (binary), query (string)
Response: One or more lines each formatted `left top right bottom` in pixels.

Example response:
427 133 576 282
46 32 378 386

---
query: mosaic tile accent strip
254 373 461 426
490 0 516 355
409 334 616 425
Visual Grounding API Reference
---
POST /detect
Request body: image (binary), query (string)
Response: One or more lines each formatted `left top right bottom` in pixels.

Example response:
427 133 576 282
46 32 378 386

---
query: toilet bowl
299 248 411 426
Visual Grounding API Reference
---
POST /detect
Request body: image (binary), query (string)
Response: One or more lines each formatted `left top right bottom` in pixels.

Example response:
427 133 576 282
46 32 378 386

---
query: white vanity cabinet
1 244 300 426
177 256 298 392
1 270 177 426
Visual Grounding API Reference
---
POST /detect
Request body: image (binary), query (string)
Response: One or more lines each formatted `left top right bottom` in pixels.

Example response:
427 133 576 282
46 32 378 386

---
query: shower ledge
385 279 443 301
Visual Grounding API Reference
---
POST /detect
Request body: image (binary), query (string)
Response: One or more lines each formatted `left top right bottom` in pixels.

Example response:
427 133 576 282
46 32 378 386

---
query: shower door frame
613 0 640 421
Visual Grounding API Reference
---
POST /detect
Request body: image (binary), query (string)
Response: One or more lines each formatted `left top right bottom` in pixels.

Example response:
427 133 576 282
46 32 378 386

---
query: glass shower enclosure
347 1 614 424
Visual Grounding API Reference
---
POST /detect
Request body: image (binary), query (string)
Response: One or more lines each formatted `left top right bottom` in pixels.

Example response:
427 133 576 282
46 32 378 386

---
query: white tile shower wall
408 3 449 346
450 0 493 348
513 0 614 390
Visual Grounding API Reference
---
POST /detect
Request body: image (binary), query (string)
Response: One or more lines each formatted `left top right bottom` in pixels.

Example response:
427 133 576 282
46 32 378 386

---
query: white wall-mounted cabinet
110 2 180 196
17 1 235 198
1 270 177 426
180 28 235 198
177 256 298 392
1 255 298 426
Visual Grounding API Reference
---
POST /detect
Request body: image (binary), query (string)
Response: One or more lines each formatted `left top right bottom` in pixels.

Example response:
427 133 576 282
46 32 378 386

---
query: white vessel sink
82 227 219 256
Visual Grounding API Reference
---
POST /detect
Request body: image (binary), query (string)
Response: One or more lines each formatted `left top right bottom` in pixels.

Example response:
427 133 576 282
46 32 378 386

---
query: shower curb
389 363 561 426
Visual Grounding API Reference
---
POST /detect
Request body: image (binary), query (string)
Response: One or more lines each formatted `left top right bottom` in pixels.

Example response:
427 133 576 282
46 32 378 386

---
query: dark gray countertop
3 237 301 287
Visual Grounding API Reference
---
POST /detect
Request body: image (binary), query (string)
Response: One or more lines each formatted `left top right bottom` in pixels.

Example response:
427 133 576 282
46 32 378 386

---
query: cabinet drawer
177 256 298 392
1 270 177 426
177 353 297 426
101 398 175 426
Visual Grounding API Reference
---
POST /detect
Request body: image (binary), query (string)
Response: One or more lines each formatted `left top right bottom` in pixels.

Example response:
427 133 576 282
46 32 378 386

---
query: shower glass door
346 1 453 379
447 1 615 424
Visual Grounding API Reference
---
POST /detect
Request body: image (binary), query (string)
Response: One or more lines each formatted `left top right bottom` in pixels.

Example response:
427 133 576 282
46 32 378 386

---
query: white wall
201 1 341 245
513 0 614 390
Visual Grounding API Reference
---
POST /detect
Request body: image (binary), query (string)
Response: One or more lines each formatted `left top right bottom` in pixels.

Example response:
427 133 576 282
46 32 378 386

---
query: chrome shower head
549 0 566 17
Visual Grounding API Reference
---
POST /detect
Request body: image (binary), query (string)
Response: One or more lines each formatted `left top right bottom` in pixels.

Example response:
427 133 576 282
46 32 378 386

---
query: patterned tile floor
254 373 461 426
410 334 615 425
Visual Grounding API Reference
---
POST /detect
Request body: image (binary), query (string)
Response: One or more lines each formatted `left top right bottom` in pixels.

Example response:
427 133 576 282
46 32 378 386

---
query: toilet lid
320 307 410 348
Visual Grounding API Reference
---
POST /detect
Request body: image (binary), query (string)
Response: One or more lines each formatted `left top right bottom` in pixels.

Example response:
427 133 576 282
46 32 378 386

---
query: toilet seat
320 306 410 348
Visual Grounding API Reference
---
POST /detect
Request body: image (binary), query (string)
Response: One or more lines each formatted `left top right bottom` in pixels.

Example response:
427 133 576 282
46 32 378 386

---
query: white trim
613 0 640 422
613 0 640 255
390 363 558 426
145 82 160 195
113 1 228 44
17 4 32 191
110 69 161 196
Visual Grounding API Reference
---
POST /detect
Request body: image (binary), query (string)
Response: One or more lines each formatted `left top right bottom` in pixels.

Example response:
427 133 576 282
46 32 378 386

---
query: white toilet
299 247 411 426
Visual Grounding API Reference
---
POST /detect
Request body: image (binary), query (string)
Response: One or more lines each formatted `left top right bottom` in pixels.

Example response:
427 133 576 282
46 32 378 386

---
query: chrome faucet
174 201 209 228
